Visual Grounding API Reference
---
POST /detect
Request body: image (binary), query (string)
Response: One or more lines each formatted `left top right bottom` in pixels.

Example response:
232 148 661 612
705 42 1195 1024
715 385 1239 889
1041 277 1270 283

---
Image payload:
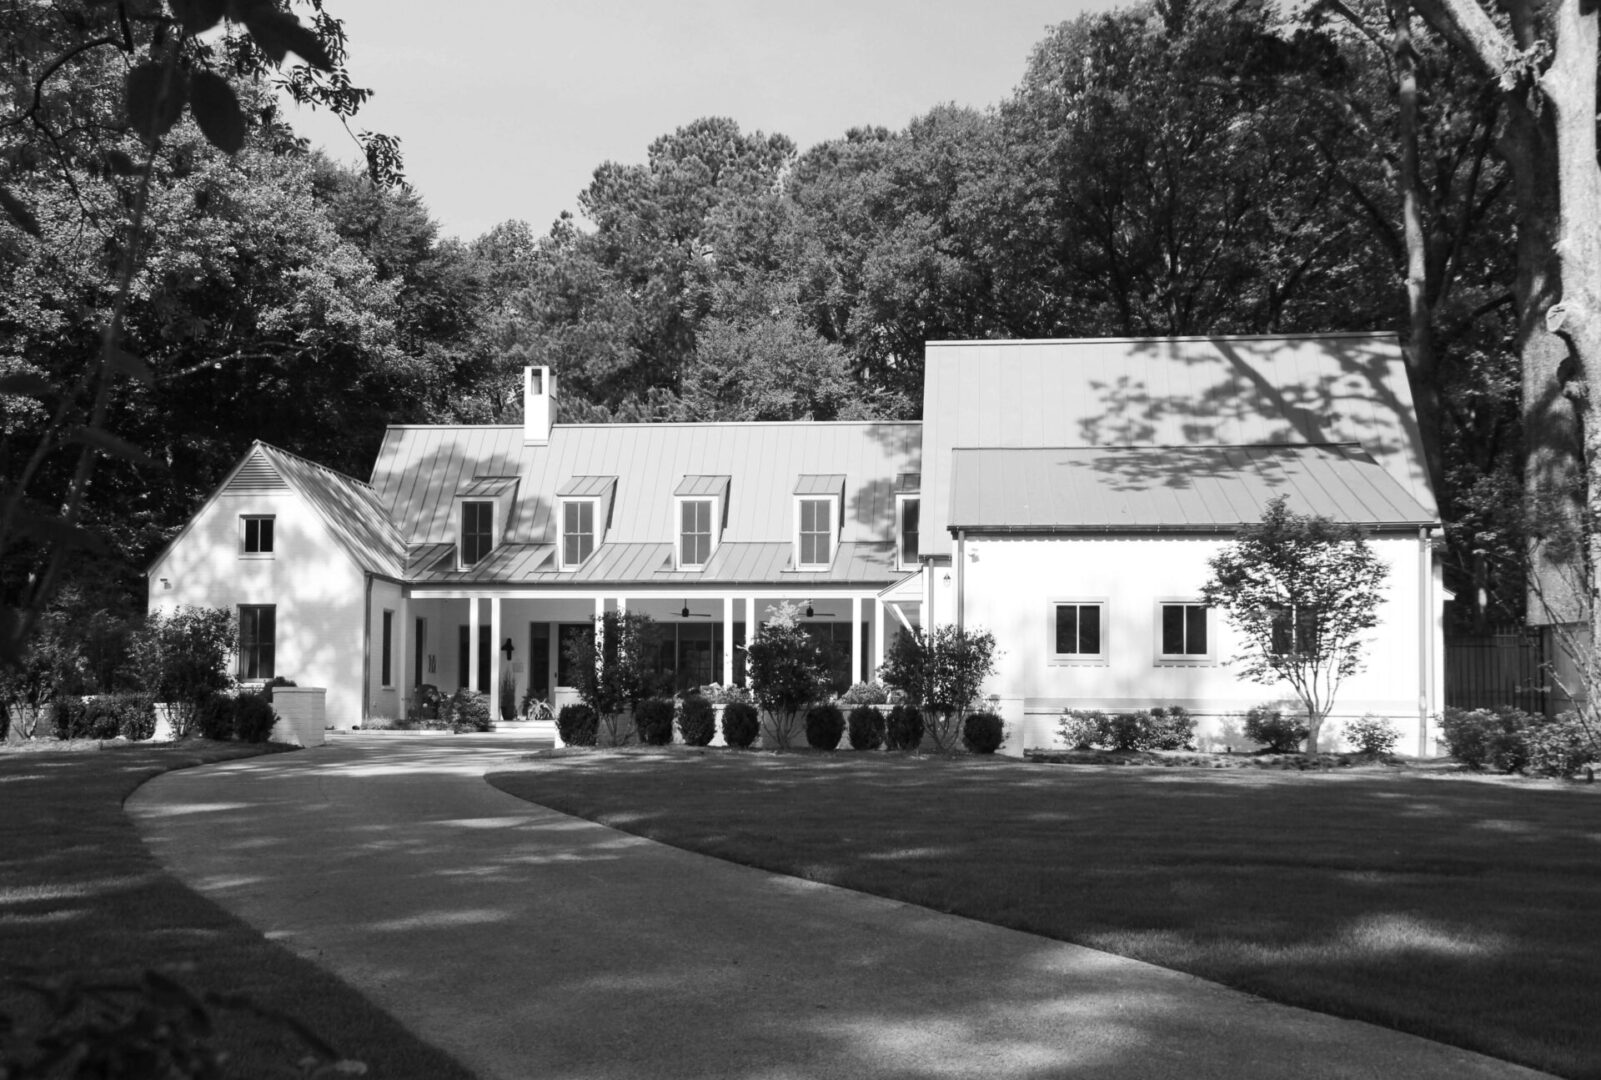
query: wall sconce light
159 578 171 590
942 572 952 584
805 602 814 618
500 637 515 660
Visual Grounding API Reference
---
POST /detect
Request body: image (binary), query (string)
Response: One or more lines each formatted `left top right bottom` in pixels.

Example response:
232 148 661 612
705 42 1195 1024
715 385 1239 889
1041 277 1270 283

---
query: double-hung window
241 515 274 557
238 604 276 680
460 501 493 567
1050 601 1106 663
897 496 920 569
680 499 714 569
798 498 833 568
562 500 595 568
1158 602 1211 661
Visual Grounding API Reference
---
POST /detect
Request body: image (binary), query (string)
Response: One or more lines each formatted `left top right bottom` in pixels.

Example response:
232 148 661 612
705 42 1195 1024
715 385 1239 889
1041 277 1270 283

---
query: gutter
945 521 1441 536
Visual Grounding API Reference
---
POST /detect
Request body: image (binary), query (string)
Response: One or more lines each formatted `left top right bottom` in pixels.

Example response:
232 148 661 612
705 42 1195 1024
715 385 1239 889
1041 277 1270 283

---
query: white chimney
524 366 554 444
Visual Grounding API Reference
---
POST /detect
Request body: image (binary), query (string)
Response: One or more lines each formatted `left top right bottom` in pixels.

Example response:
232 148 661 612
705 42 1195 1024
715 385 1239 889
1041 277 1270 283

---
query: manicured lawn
491 751 1601 1080
0 742 476 1080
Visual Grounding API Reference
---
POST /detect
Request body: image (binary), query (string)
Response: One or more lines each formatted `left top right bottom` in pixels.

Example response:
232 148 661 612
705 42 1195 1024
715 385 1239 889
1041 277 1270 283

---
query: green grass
0 741 476 1080
490 751 1601 1079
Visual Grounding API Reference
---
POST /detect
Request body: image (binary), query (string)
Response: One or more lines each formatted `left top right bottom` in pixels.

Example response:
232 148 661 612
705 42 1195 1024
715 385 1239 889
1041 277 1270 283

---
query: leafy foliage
884 704 924 751
878 625 997 751
744 602 830 749
125 607 235 738
556 703 598 747
962 712 1005 754
1057 707 1196 751
720 701 760 749
804 704 845 750
1243 705 1312 754
1202 496 1388 751
233 691 276 743
1343 715 1401 757
633 698 675 746
447 689 491 734
1524 714 1598 779
847 705 885 750
561 611 663 724
1440 706 1536 771
676 695 716 747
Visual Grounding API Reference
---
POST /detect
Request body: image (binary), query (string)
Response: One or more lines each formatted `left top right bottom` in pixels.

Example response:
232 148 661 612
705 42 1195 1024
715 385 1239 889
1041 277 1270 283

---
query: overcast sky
283 0 1131 242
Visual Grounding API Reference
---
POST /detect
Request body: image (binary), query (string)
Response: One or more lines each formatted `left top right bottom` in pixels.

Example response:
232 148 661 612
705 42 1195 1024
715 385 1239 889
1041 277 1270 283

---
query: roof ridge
950 442 1367 451
254 440 376 491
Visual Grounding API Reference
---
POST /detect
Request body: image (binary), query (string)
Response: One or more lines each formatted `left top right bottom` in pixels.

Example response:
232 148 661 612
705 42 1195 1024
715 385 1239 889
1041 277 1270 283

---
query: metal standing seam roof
370 423 922 560
794 473 846 496
255 444 406 577
455 476 518 498
556 475 618 498
675 475 732 498
947 444 1436 532
920 334 1437 553
405 540 898 585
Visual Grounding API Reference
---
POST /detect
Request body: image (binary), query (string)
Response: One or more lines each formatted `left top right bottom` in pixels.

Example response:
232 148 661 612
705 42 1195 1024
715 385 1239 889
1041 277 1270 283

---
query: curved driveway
129 735 1552 1080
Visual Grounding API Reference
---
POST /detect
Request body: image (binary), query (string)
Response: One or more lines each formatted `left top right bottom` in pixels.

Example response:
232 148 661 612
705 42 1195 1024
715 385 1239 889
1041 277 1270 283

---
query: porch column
594 596 606 669
850 595 862 686
490 596 502 718
722 596 735 686
395 598 409 709
873 596 885 683
468 596 481 692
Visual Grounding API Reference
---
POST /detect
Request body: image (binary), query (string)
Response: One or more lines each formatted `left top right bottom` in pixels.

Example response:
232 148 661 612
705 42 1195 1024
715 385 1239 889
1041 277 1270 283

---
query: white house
149 332 1444 752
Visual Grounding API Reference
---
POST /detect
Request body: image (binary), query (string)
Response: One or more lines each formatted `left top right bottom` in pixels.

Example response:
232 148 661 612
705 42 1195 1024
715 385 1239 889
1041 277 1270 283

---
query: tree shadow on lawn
489 752 1601 1080
0 743 477 1080
131 737 1546 1080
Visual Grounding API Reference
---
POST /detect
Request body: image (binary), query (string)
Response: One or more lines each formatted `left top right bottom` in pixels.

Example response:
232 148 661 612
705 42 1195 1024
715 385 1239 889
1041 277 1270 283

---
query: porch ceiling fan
679 600 713 618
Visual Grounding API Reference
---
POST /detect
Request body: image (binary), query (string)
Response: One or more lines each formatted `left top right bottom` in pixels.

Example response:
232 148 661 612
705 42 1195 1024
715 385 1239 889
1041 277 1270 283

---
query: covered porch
371 588 919 723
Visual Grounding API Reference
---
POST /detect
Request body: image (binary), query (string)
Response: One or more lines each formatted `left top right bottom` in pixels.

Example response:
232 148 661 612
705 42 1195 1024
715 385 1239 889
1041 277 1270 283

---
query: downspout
956 530 966 630
1417 527 1430 756
362 572 373 725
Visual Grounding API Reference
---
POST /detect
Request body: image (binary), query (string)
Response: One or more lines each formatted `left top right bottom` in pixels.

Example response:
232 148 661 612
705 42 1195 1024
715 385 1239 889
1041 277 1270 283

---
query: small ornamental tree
1202 496 1388 753
0 612 85 740
562 611 663 746
126 607 237 739
879 625 998 751
744 602 830 748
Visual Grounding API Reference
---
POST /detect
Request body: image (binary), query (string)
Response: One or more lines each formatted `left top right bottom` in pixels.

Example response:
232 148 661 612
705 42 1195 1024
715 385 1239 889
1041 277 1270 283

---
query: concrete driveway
128 734 1552 1080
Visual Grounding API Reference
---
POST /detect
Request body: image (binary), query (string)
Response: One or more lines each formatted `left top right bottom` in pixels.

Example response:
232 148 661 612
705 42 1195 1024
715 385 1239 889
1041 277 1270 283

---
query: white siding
148 488 367 728
368 580 405 721
948 534 1433 752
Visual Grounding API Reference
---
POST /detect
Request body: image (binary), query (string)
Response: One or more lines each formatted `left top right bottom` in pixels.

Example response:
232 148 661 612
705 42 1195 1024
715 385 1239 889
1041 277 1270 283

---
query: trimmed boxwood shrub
450 689 492 733
1244 705 1310 753
52 694 157 740
722 701 759 749
234 692 277 743
963 711 1005 754
885 704 924 751
1440 706 1536 771
847 705 884 750
195 693 236 741
805 703 845 750
1525 712 1598 778
677 695 716 747
557 703 598 746
635 698 675 745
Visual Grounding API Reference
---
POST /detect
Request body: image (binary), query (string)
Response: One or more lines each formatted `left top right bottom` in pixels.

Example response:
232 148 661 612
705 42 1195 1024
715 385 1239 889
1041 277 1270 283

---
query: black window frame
897 496 920 568
238 604 276 680
460 501 494 567
1158 602 1210 659
381 609 394 686
1050 601 1105 661
241 515 274 556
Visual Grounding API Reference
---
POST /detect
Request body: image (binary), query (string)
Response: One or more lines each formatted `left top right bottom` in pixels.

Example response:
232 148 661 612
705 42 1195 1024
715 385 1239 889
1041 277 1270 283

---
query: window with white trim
797 497 834 569
561 499 596 568
241 515 274 557
460 501 493 567
381 609 394 686
679 498 715 569
1050 601 1106 662
896 496 920 569
1157 601 1211 661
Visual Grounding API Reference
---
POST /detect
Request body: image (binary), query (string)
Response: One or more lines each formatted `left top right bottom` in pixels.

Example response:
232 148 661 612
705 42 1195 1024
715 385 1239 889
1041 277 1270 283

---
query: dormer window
673 475 729 572
555 476 617 571
460 501 494 567
681 500 714 568
562 500 596 568
799 499 833 567
794 474 844 571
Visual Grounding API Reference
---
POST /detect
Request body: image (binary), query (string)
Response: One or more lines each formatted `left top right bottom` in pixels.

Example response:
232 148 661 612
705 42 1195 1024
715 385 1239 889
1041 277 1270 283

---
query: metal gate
1444 631 1547 713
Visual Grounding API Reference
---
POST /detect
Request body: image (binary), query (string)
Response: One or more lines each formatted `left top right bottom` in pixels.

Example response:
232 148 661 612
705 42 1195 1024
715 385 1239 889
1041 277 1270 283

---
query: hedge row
1441 706 1597 778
